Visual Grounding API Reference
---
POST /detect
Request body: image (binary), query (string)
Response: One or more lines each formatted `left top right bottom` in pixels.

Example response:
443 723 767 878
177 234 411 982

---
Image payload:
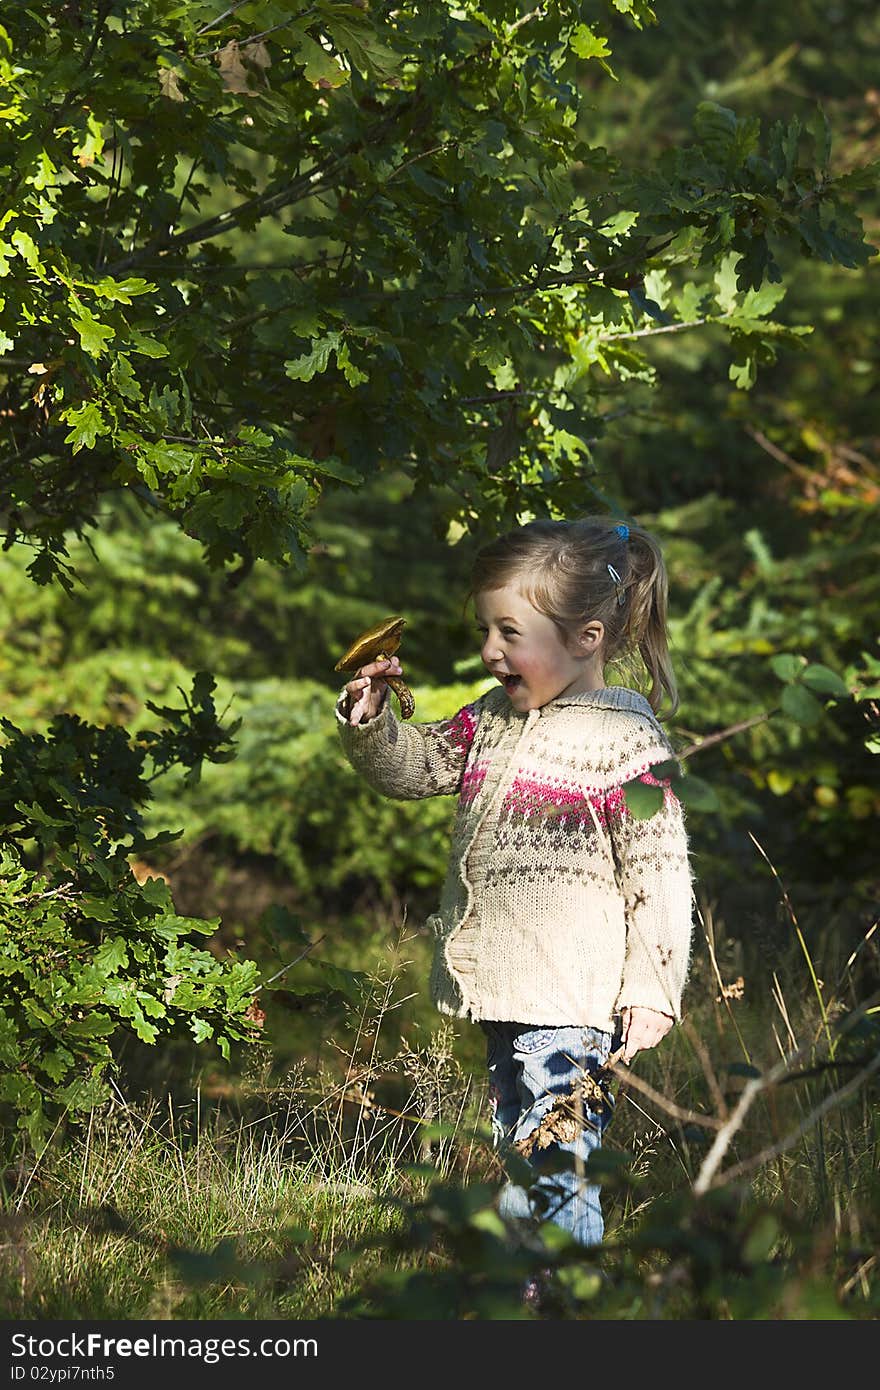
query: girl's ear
577 619 604 653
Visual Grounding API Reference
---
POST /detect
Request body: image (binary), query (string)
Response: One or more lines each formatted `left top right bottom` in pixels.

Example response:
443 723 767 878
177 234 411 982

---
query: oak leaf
159 66 185 102
218 40 252 95
243 40 271 75
513 1074 611 1157
244 997 266 1028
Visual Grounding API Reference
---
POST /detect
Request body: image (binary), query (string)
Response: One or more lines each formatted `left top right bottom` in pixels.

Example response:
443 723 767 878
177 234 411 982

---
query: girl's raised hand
617 1005 674 1063
344 656 403 726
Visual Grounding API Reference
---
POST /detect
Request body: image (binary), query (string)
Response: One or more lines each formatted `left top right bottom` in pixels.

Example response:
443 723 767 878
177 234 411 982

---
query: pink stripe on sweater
460 761 487 806
445 702 478 755
502 775 604 829
500 768 677 827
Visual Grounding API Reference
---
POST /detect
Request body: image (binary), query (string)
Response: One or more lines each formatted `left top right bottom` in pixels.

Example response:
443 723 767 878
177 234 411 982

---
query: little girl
334 516 695 1253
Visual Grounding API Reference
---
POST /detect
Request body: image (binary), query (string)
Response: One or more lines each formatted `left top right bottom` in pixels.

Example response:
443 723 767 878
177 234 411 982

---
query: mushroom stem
377 649 415 720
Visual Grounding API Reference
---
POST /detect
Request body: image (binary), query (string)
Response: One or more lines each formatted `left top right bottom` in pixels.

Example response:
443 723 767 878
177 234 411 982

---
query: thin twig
681 1016 729 1120
748 830 832 1053
598 314 730 343
198 14 316 60
692 1074 766 1195
606 1060 723 1131
678 709 778 760
509 7 547 37
257 934 327 991
697 898 752 1062
195 1 252 37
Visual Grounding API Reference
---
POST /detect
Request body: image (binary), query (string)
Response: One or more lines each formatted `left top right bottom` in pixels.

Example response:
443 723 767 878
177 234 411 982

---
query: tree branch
678 709 778 760
692 992 880 1195
605 1060 723 1131
197 13 318 60
705 1047 880 1191
106 152 344 272
599 313 732 343
195 1 252 37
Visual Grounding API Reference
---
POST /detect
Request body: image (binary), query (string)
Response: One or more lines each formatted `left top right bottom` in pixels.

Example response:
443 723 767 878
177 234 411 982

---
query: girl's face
474 584 605 711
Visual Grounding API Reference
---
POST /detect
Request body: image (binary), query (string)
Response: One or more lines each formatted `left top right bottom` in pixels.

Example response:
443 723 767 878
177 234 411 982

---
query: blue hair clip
607 563 626 605
615 523 630 540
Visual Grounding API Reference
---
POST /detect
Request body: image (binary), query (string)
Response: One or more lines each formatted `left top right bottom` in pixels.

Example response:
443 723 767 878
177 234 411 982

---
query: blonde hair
466 515 679 718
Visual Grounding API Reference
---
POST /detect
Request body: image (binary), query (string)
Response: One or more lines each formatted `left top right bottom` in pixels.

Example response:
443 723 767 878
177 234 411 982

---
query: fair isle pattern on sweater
335 682 695 1032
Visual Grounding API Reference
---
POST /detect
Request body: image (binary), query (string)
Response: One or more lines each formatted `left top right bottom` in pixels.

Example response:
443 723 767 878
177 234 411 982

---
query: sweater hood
543 685 657 719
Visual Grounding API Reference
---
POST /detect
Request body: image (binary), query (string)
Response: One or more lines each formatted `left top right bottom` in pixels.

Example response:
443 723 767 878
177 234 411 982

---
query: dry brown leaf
243 39 272 72
513 1074 611 1158
716 975 745 1002
163 974 183 1004
129 859 170 886
218 39 252 95
158 66 185 102
244 997 267 1029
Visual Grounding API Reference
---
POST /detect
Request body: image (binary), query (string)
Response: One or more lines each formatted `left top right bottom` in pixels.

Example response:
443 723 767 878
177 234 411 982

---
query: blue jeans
480 1021 616 1249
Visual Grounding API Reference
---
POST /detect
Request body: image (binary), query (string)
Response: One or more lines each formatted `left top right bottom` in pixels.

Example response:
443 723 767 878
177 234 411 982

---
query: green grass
3 908 878 1320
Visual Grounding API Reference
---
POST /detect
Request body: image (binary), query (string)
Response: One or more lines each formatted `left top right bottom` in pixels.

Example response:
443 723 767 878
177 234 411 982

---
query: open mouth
500 674 522 693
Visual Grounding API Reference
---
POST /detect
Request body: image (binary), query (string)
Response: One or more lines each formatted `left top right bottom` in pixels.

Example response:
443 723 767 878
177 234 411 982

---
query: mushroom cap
334 615 406 671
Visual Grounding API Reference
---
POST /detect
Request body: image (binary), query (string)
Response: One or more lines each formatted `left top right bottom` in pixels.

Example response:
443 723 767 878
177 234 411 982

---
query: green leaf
570 25 616 78
78 894 117 923
94 936 129 973
293 33 348 88
770 653 805 682
694 101 738 161
66 1012 117 1039
610 0 657 27
800 664 849 698
40 1048 74 1082
781 683 823 726
72 305 115 357
139 876 172 909
675 774 720 812
650 758 680 782
11 229 44 275
336 340 369 387
623 778 664 819
284 333 342 382
740 280 787 318
714 253 740 313
190 1017 214 1043
129 1006 159 1044
128 330 169 358
325 17 400 81
729 356 756 390
91 276 154 303
63 401 106 453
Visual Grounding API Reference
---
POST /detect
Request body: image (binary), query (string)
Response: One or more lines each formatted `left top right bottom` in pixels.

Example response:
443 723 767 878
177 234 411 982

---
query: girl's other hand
344 656 403 726
617 1005 673 1063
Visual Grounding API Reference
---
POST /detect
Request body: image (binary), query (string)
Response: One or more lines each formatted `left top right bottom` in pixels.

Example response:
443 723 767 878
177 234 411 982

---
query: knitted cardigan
334 681 695 1033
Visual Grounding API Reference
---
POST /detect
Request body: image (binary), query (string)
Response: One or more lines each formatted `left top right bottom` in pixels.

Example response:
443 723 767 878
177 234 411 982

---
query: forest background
0 0 878 1320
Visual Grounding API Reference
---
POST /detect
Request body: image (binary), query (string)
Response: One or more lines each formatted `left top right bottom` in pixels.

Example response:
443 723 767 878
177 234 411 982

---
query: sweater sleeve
606 770 695 1020
334 684 483 800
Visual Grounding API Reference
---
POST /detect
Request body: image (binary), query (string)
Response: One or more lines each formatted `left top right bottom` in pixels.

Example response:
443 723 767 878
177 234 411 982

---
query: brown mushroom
334 615 415 720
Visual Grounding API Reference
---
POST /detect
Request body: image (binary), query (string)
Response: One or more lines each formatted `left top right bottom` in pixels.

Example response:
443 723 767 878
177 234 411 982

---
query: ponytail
622 525 679 718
